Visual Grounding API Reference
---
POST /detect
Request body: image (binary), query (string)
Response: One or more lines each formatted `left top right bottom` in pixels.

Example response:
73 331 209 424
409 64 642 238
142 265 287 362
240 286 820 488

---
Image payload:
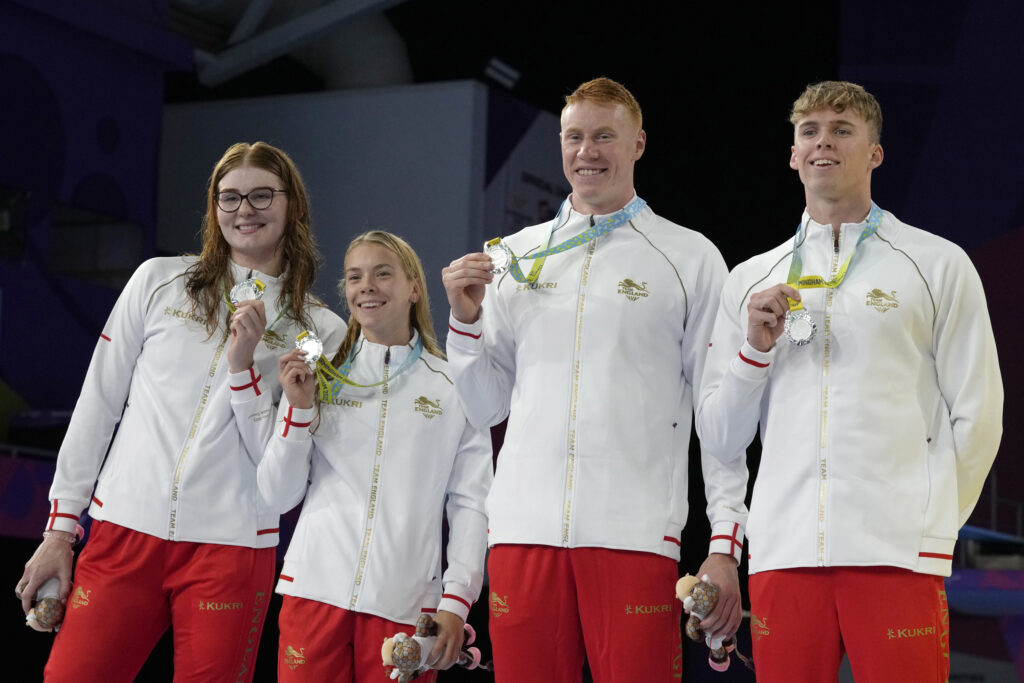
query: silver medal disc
295 332 323 368
229 279 265 306
784 309 817 346
484 240 513 275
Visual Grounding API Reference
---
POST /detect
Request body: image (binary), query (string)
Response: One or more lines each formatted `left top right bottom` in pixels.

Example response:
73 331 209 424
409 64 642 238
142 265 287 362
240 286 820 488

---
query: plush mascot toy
25 524 85 633
675 573 753 673
25 577 64 632
381 613 489 682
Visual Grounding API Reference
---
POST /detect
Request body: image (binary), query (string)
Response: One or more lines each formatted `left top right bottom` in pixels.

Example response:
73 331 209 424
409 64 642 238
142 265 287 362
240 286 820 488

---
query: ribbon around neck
489 196 647 284
311 335 423 403
785 203 883 312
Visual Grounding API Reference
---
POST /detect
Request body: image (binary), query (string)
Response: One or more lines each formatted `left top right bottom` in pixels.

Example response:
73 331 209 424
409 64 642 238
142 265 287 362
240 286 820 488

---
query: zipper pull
384 349 390 365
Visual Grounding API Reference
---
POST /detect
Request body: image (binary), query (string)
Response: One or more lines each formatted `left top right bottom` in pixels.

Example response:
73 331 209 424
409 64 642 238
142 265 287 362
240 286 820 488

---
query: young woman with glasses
15 142 344 681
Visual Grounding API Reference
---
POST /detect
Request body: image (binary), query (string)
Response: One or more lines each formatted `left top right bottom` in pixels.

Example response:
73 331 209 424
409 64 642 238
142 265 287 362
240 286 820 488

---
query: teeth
578 169 603 176
813 160 836 166
360 302 382 309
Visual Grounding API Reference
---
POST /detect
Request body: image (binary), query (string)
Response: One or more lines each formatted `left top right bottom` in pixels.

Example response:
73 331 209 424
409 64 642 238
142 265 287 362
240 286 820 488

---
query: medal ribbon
310 335 424 403
785 203 883 312
488 196 647 283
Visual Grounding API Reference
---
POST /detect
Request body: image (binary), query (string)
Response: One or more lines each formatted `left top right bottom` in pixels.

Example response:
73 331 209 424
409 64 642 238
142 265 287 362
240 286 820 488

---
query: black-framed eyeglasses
216 187 287 212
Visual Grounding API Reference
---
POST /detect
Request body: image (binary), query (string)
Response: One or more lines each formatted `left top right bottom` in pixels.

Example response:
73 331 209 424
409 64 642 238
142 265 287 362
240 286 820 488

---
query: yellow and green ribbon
301 333 424 403
785 203 883 313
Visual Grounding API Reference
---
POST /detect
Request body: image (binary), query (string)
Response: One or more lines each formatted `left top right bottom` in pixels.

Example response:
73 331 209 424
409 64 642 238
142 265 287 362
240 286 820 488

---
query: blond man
698 81 1002 681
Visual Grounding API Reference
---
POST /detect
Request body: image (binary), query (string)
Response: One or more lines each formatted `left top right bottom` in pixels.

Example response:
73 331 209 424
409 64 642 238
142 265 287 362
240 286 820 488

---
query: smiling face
217 165 288 275
560 100 645 215
344 242 419 347
790 107 883 207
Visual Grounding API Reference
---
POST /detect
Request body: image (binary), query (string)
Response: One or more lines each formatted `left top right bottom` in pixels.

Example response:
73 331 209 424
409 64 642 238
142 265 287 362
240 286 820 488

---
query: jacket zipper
168 331 229 539
562 226 598 546
816 236 843 565
350 348 390 608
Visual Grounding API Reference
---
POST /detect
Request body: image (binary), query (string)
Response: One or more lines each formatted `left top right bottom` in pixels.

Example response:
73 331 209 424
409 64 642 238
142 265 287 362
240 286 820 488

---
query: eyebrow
799 119 859 129
561 126 616 136
346 263 393 273
217 185 270 193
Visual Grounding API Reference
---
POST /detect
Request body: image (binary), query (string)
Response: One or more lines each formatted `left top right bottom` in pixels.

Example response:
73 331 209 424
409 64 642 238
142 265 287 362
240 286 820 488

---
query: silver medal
784 309 816 346
229 278 265 306
295 331 323 368
484 240 513 275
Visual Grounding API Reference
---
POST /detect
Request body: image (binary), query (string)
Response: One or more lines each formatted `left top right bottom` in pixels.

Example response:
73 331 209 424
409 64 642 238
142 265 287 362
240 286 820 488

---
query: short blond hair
563 77 642 130
790 81 882 143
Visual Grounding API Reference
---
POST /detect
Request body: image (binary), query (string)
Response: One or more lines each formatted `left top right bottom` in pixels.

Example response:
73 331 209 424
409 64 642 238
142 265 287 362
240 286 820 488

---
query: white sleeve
437 419 493 621
231 306 345 467
681 248 750 561
932 249 1003 526
229 365 276 466
256 397 315 514
696 270 776 462
445 293 518 429
701 447 749 563
47 260 152 532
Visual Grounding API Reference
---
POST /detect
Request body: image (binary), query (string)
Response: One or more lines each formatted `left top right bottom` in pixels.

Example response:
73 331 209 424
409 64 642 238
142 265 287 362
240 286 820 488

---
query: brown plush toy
381 613 487 682
675 573 753 673
25 577 65 632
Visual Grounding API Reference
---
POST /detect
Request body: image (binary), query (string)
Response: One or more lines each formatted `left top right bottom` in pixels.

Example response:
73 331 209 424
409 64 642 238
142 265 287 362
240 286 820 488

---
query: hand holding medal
441 253 494 325
227 278 269 372
292 330 424 404
772 204 883 348
277 336 318 410
746 284 803 352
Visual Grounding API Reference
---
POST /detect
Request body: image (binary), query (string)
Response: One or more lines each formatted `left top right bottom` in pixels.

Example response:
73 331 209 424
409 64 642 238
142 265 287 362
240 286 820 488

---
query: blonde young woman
15 142 344 681
258 231 492 682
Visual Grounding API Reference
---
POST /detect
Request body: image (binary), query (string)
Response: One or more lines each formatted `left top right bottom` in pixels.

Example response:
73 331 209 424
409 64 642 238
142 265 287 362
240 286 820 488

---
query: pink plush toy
675 573 753 673
381 613 489 682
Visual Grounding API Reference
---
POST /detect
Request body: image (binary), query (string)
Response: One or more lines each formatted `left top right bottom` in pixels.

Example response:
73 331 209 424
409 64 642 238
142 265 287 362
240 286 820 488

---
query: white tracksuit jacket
447 199 749 563
697 209 1003 576
47 256 344 548
257 332 492 624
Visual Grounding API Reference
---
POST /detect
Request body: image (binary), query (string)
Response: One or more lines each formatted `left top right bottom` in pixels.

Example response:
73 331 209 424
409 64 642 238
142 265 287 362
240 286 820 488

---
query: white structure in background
158 80 565 336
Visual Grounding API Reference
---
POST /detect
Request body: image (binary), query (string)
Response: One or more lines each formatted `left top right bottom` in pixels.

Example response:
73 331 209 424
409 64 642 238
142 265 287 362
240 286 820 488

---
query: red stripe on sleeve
447 324 481 340
738 351 769 368
919 552 953 560
442 593 472 610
